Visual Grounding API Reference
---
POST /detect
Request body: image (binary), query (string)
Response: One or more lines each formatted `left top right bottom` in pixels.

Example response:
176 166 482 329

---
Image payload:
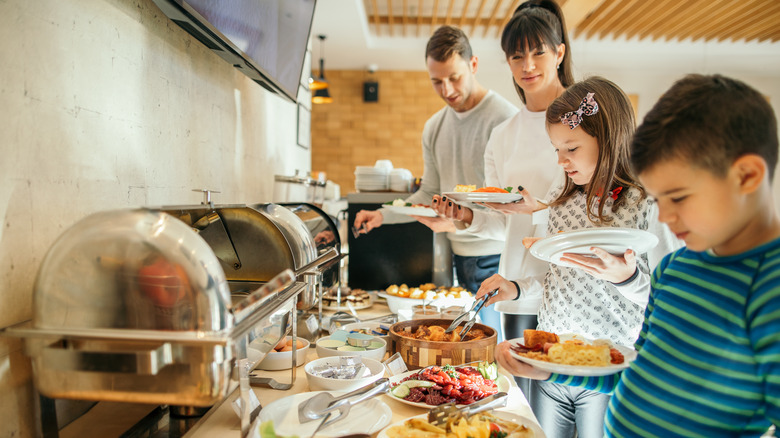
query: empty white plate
530 227 659 268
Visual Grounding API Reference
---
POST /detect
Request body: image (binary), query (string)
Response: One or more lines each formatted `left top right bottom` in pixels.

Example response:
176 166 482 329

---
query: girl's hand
476 274 518 305
559 248 637 283
479 187 545 215
431 194 474 225
495 341 552 380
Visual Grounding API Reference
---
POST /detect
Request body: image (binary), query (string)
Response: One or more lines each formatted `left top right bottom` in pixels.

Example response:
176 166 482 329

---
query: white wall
0 0 310 436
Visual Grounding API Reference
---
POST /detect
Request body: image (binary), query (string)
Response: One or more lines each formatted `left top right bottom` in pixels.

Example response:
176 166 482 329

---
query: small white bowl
256 337 310 371
304 356 385 392
339 322 390 337
315 335 387 361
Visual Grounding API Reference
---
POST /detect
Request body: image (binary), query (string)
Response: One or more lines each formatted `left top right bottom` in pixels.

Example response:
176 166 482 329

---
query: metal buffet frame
4 280 308 438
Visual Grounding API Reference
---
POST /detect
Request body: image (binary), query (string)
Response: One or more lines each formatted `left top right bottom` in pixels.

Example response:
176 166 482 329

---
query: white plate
377 410 544 438
442 191 523 204
322 293 374 311
258 390 392 437
507 337 637 377
530 227 659 268
381 205 438 217
377 292 474 314
385 369 512 409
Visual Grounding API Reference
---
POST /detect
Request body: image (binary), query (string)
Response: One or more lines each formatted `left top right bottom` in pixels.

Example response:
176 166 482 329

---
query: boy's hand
559 248 638 283
496 341 552 380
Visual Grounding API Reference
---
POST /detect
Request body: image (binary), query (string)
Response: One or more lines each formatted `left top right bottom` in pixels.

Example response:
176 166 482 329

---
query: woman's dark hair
546 76 644 224
426 25 473 63
631 74 778 181
501 0 574 104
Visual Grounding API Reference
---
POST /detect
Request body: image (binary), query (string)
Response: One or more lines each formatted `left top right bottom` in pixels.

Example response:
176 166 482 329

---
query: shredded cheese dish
384 413 534 438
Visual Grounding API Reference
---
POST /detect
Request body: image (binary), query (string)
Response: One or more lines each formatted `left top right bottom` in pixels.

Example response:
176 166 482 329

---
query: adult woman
431 0 573 397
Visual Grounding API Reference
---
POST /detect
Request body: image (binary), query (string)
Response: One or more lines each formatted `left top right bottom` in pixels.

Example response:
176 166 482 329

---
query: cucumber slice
390 384 410 398
403 379 435 388
390 379 434 398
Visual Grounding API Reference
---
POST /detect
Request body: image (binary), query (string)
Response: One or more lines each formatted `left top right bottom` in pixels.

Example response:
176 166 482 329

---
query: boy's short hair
425 25 473 63
631 74 778 180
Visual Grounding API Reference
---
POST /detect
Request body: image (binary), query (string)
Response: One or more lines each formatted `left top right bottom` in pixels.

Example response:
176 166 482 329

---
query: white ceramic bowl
315 335 387 361
304 356 385 392
339 322 390 337
255 337 310 371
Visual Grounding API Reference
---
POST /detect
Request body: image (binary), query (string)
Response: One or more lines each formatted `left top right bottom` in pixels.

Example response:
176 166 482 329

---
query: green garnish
504 186 513 193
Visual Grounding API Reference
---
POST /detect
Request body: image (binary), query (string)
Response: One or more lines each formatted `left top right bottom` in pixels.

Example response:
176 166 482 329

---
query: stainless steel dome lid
33 209 233 333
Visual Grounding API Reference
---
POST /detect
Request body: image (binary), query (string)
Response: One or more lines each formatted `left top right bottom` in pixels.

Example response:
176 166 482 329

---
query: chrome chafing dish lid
33 209 233 333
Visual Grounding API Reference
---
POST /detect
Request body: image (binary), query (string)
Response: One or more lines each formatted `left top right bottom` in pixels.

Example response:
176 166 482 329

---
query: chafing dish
7 208 305 406
4 199 341 436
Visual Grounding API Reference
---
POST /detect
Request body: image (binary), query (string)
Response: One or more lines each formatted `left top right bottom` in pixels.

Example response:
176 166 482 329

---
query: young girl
477 77 681 438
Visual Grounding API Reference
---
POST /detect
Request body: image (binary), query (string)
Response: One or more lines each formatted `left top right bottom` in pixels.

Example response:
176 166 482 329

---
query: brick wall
311 70 445 194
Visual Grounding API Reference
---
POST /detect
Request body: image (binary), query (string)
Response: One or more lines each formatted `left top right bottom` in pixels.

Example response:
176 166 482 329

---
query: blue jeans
453 254 502 342
530 380 611 438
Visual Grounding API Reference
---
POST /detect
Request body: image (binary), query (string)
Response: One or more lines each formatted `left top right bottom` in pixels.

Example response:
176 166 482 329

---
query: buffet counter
187 300 540 438
59 299 541 438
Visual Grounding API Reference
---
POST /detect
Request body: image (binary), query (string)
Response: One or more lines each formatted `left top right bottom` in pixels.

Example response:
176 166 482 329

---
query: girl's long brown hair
546 76 645 224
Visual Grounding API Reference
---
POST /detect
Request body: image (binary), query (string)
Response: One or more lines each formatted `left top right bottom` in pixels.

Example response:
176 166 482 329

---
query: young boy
495 74 780 437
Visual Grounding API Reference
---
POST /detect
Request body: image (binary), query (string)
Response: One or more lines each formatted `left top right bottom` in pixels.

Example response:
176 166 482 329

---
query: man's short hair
425 25 473 63
631 74 778 180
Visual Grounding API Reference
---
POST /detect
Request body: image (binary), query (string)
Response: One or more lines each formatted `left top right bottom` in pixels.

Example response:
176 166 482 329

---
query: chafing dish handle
41 340 173 375
232 268 296 315
294 247 340 277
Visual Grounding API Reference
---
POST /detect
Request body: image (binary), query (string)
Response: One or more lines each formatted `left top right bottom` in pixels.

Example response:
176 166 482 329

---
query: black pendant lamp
311 35 332 104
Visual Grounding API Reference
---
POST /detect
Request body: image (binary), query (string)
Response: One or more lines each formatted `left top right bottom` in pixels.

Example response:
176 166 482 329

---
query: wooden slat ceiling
364 0 780 43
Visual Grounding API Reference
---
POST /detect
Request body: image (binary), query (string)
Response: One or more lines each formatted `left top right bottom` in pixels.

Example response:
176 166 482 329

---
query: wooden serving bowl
388 319 497 369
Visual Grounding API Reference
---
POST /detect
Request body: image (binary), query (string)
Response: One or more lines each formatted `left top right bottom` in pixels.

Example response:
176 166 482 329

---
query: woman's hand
559 248 637 284
495 341 552 380
431 194 474 225
480 187 545 215
475 274 518 305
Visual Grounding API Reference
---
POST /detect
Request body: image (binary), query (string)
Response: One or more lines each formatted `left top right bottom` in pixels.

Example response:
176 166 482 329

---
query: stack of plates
389 168 412 192
355 166 389 191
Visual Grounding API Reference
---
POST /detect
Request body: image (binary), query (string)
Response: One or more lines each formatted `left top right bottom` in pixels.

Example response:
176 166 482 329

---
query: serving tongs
298 378 390 428
444 289 499 337
427 391 508 427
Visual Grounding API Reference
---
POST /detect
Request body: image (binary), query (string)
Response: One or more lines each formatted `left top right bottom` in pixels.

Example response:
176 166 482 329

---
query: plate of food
382 200 438 217
507 330 636 377
378 410 543 438
529 227 659 268
385 363 510 409
442 186 523 204
321 288 374 311
257 390 392 437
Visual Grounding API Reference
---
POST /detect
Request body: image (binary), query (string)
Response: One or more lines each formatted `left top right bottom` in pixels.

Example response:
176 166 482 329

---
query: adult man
354 26 517 336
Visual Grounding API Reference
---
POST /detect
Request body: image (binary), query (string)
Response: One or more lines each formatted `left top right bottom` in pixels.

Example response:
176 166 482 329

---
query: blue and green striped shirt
549 237 780 437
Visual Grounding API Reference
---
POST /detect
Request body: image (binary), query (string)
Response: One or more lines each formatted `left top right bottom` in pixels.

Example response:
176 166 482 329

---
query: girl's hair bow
560 92 599 129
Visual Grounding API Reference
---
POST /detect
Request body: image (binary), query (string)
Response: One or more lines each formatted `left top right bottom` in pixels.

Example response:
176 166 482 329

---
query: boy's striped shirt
548 237 780 437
